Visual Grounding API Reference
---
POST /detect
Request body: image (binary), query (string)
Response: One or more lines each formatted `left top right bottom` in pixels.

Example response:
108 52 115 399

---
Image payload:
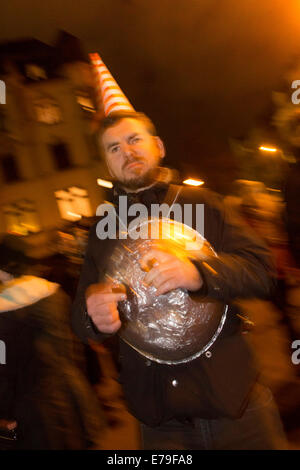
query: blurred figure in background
284 149 300 339
0 236 106 449
235 180 300 340
285 157 300 267
225 180 300 445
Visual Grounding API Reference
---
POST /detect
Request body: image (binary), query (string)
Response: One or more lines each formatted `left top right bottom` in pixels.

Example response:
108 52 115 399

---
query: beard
119 167 157 191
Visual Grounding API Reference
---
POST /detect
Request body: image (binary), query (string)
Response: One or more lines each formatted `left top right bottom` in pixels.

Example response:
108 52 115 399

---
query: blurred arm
71 229 112 344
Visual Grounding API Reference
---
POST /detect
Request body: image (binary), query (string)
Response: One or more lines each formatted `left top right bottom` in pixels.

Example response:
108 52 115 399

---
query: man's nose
121 142 134 158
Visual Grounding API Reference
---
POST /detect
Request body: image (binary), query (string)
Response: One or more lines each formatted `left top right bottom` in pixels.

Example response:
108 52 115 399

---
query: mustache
122 157 144 171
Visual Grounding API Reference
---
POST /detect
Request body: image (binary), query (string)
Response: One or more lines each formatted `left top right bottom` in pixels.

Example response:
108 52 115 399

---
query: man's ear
154 136 165 160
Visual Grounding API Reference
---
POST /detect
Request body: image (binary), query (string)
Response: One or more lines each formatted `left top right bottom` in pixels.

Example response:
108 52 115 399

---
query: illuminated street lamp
97 178 113 188
183 178 204 187
66 211 82 220
259 146 278 152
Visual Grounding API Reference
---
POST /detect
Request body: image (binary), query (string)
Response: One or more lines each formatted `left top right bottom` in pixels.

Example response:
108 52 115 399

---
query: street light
66 211 82 220
183 178 204 187
259 146 277 152
97 178 113 188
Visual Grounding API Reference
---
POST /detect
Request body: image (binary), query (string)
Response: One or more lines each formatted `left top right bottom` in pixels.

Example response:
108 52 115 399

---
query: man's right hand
85 282 126 334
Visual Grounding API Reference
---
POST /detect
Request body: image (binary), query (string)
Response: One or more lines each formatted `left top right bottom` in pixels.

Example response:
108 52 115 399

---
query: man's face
100 118 165 191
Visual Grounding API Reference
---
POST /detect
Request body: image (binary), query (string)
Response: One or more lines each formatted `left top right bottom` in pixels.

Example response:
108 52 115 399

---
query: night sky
2 0 300 192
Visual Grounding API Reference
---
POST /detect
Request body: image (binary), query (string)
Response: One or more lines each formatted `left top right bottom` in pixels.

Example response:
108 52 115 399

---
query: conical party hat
89 52 135 116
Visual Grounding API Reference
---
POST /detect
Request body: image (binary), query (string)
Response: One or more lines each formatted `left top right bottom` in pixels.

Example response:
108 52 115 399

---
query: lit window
26 64 47 81
76 94 96 113
3 200 40 235
55 187 92 221
34 98 62 124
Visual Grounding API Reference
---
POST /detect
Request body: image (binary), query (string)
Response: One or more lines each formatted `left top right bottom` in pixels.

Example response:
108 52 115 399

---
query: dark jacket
72 183 276 426
0 276 105 449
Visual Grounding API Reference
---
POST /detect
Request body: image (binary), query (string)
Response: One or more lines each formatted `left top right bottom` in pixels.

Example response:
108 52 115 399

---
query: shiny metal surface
106 218 227 364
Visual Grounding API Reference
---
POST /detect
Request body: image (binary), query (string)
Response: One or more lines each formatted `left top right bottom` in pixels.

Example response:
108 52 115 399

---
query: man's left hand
140 247 203 295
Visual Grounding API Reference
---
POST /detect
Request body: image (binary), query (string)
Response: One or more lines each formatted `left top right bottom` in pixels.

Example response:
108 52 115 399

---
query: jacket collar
112 182 169 209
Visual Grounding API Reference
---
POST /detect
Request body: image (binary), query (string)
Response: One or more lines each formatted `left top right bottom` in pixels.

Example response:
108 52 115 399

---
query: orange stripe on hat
89 52 135 116
104 93 128 104
105 102 133 115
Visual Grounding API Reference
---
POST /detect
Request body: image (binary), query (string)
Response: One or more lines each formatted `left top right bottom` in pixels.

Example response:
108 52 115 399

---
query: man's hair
97 111 158 141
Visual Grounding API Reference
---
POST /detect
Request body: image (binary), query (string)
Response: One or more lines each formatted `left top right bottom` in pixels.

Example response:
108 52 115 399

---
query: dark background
1 0 300 191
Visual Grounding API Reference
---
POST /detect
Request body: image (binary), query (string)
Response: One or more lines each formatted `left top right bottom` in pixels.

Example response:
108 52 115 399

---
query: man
72 111 287 449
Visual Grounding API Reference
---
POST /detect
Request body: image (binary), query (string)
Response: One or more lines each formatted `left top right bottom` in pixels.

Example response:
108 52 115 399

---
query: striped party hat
89 52 135 116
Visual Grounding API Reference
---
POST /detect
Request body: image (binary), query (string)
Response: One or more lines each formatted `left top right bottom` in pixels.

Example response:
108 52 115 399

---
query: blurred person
0 237 105 449
283 152 300 348
225 182 300 443
236 181 300 340
72 111 288 450
285 149 300 269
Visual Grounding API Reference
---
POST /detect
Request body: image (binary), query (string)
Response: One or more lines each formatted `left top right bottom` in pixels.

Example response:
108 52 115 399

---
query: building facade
0 32 107 242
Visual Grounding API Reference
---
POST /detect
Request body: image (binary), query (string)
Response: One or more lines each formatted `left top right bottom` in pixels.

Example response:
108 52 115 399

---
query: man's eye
110 146 119 153
131 136 142 144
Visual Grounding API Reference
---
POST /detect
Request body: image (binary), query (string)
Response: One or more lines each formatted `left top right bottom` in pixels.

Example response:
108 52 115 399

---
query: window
85 133 101 160
26 64 47 81
3 200 40 235
50 142 71 170
76 89 96 115
55 186 92 221
1 154 21 183
34 97 62 124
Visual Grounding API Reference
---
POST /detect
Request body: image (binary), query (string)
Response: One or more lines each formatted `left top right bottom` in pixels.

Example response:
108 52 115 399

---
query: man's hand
85 282 126 334
140 246 203 296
